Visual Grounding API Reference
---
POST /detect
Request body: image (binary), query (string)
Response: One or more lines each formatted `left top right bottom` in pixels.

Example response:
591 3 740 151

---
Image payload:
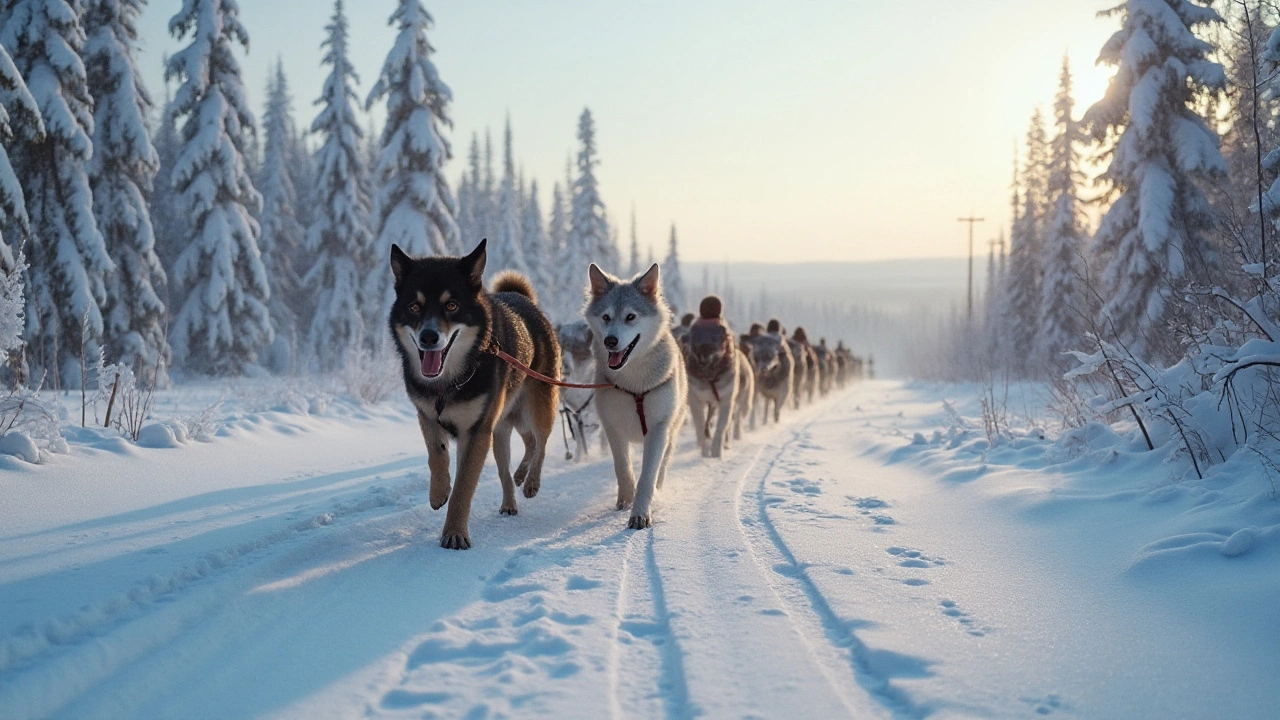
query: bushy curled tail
491 271 537 304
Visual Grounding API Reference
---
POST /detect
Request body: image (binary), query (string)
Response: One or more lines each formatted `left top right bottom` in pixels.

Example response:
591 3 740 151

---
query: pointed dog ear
459 239 487 288
588 264 613 297
635 263 661 298
390 244 411 285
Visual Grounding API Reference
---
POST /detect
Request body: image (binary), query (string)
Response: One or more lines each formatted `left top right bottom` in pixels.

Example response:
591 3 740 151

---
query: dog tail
491 271 538 304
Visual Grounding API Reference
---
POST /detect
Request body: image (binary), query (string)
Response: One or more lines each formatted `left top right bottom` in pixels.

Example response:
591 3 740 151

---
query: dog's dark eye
602 314 611 323
444 301 458 313
408 302 421 314
626 313 636 322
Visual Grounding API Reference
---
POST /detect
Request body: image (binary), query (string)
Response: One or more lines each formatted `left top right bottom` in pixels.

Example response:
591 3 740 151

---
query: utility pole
957 215 985 322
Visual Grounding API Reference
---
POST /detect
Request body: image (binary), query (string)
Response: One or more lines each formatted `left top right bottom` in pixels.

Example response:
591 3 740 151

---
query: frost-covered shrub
0 252 24 357
93 356 161 441
0 383 68 461
181 396 224 443
1067 270 1280 485
340 349 398 405
0 254 69 461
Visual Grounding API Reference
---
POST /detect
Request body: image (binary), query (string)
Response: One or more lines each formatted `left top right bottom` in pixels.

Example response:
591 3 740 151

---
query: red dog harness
485 342 652 435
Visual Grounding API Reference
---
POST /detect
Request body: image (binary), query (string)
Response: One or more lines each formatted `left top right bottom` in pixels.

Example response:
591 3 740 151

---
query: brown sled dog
390 240 560 549
683 296 754 458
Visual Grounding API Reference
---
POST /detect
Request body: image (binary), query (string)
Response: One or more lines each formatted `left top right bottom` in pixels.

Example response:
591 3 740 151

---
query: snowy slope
1 381 1277 719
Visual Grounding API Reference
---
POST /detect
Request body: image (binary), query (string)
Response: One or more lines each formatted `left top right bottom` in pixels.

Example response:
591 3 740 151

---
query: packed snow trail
2 382 1277 718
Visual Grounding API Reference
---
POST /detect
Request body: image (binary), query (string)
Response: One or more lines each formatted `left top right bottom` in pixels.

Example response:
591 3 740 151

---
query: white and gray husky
585 263 688 530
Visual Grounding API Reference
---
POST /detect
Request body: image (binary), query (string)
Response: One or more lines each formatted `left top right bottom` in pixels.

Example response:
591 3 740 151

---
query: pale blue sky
136 1 1117 263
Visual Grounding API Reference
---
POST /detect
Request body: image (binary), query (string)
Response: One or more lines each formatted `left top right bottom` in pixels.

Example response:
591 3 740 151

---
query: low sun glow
1071 54 1115 116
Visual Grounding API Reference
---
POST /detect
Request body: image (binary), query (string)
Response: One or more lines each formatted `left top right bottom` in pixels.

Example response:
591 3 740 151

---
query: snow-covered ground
2 380 1277 719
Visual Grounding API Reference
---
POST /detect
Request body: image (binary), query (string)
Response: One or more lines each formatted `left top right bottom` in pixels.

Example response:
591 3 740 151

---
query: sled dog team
390 240 861 549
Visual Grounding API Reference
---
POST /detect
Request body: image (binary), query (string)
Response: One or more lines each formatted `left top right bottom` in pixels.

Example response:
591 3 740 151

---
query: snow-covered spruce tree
1003 132 1042 377
489 116 527 276
548 179 567 254
166 0 272 375
288 119 317 239
454 133 479 245
362 114 378 195
1083 0 1227 360
84 0 170 380
604 210 622 273
1024 107 1051 230
0 38 40 385
150 84 181 279
664 223 688 315
366 0 458 305
0 39 42 273
568 108 611 292
1218 3 1279 272
984 228 1009 353
1257 13 1280 268
628 205 640 276
2 0 113 388
305 0 373 371
1036 56 1088 373
986 149 1020 359
257 59 304 373
478 130 496 244
520 178 554 299
1 248 24 359
541 178 567 315
984 232 998 325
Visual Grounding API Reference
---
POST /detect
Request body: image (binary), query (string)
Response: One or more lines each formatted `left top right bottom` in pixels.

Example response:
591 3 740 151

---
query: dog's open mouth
420 331 458 379
608 335 640 370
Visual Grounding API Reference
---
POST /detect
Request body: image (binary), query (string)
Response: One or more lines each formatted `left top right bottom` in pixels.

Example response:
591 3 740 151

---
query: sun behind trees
919 0 1280 483
968 1 1275 380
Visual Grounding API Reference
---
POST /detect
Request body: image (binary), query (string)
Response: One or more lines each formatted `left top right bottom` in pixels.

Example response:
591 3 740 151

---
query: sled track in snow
733 403 928 720
607 530 691 720
2 386 920 719
0 463 427 719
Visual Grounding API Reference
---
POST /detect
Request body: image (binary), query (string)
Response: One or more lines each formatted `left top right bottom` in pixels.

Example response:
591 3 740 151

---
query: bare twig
103 371 120 428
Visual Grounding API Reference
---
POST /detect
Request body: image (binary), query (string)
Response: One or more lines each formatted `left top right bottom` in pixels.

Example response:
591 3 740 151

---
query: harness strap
623 390 648 435
484 343 613 390
486 342 650 435
559 406 574 451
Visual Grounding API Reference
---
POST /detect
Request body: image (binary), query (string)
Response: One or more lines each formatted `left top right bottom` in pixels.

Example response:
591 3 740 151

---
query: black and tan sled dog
389 240 560 549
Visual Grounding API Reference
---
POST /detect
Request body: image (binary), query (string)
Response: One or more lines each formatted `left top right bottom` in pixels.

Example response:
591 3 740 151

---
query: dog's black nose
419 328 440 346
604 335 619 349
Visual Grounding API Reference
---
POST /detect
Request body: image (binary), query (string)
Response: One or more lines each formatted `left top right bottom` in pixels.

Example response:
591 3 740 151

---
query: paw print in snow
885 546 945 568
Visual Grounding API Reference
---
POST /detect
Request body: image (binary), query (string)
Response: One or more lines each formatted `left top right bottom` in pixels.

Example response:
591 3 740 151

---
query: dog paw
627 514 652 530
514 461 529 486
429 482 451 510
440 530 471 550
499 503 518 516
522 477 540 498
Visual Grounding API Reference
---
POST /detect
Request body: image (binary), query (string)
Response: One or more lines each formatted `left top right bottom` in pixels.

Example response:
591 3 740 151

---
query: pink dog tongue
421 349 444 377
608 351 624 367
